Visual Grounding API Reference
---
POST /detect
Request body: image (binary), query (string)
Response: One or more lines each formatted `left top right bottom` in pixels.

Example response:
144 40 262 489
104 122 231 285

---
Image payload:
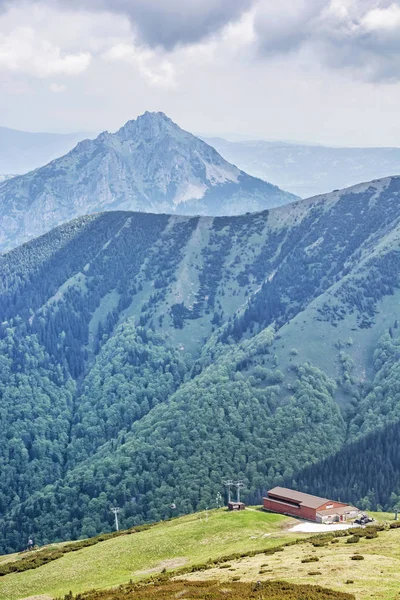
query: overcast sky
1 0 400 145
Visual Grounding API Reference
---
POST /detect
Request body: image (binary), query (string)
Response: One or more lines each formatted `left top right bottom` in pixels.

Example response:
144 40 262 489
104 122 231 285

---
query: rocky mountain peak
117 111 181 143
0 112 298 251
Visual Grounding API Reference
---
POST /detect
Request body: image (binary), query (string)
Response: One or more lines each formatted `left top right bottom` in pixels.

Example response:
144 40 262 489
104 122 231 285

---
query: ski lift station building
263 487 359 523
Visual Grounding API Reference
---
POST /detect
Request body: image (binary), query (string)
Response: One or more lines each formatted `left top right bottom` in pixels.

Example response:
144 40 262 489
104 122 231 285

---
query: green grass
369 511 397 524
187 524 400 600
0 509 294 600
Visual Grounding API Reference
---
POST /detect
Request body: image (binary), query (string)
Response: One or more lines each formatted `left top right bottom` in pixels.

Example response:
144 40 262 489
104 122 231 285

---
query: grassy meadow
0 509 294 600
186 522 400 600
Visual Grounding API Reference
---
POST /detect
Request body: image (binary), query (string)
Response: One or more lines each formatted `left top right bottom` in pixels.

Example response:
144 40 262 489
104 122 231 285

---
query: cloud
0 26 91 77
56 0 254 49
253 0 400 82
1 0 400 83
254 0 326 55
49 82 67 92
102 43 175 87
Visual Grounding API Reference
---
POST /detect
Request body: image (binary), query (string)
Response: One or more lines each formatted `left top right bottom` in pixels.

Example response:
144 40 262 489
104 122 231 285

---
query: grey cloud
62 0 255 49
2 0 400 82
254 0 326 55
0 0 254 48
254 0 400 82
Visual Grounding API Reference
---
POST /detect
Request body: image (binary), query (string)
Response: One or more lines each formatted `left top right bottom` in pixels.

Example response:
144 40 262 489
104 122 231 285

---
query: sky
1 0 400 146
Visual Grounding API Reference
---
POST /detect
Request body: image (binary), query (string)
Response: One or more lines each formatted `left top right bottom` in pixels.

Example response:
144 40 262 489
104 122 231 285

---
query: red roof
267 487 334 510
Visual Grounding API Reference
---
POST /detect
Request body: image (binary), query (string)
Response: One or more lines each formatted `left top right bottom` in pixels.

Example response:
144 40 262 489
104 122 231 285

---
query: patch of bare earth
20 596 53 600
136 557 187 575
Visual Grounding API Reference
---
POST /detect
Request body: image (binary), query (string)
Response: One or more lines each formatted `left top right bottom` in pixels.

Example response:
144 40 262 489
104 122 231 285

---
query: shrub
312 541 327 547
308 571 322 576
346 580 354 584
346 536 360 544
302 557 319 563
351 555 364 560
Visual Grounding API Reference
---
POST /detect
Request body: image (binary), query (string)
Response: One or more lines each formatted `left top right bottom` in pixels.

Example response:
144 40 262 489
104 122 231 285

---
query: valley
206 137 400 199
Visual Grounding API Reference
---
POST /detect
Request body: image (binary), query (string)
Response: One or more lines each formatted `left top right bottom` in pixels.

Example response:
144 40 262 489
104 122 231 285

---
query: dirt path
289 522 355 533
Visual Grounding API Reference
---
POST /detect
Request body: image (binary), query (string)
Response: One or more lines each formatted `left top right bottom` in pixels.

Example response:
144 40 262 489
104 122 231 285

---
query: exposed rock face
0 112 297 252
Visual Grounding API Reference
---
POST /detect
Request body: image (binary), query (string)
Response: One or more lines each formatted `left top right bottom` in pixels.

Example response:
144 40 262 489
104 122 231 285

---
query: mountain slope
205 136 400 198
0 113 297 252
0 126 89 174
3 176 400 551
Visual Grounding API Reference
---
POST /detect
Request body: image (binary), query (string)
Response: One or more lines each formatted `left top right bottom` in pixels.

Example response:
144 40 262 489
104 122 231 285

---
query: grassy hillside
0 510 294 600
5 511 398 600
186 522 400 600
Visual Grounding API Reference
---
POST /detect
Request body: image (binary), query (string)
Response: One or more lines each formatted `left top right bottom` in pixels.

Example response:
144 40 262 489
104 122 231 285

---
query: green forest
2 178 400 553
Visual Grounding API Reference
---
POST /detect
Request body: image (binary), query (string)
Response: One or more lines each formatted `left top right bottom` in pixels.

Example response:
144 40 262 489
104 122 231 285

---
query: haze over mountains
0 112 297 251
205 137 400 198
0 126 88 175
2 174 400 551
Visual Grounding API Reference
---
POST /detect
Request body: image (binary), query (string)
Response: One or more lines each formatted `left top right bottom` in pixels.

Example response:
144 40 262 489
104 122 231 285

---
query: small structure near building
263 487 359 523
228 501 246 511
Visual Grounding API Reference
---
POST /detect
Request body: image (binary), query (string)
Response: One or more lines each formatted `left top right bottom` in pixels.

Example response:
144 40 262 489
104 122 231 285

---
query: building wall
316 513 339 524
315 501 347 511
263 498 317 521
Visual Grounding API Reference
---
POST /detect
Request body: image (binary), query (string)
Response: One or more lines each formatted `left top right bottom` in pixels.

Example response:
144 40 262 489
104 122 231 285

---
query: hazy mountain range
204 137 400 198
2 174 400 550
0 125 88 174
0 112 296 252
3 118 400 222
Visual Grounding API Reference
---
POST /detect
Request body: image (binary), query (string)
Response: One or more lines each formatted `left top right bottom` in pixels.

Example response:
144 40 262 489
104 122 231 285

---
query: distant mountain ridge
0 112 297 252
0 126 89 174
205 136 400 198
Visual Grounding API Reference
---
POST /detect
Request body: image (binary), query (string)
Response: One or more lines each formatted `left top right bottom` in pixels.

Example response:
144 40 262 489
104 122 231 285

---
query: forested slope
3 176 400 551
290 327 400 511
292 420 400 512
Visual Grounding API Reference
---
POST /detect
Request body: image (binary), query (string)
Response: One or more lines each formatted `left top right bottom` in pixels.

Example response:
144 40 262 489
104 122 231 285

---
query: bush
312 540 328 547
346 536 360 544
351 555 364 560
308 571 322 576
302 557 319 563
